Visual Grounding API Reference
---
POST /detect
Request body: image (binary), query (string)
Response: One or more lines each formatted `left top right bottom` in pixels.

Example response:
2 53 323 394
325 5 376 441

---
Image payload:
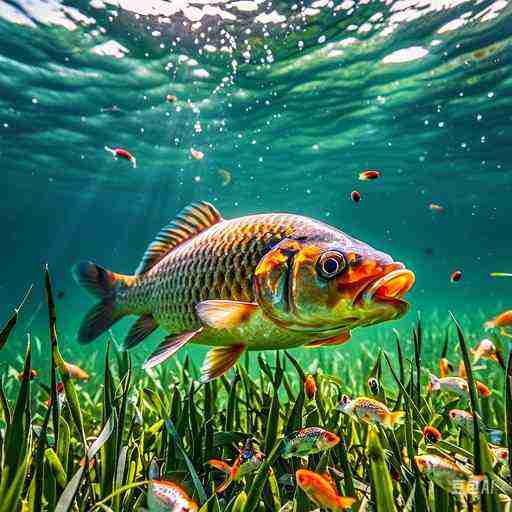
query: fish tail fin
334 496 356 511
72 261 133 343
207 459 233 493
385 411 405 428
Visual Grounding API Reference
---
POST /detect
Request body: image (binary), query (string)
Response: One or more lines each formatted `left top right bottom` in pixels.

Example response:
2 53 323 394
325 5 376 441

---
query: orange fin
135 202 222 275
305 331 351 348
143 329 202 370
124 315 158 349
335 496 356 510
207 459 231 474
196 300 259 329
216 476 232 493
200 344 245 383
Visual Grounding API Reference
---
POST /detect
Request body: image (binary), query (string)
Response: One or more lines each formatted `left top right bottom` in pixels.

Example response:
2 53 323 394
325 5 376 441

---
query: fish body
428 376 469 397
64 362 89 380
337 395 404 428
296 470 355 511
304 375 317 399
484 310 512 329
208 440 264 492
449 409 476 431
73 202 414 381
282 427 339 458
471 338 503 366
147 480 198 512
414 455 482 495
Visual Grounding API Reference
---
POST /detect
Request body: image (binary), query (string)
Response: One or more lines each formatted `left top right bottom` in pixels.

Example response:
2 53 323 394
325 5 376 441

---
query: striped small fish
73 201 414 381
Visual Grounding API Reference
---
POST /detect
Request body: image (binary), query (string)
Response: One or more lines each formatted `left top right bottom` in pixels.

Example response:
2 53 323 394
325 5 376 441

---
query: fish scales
120 214 322 343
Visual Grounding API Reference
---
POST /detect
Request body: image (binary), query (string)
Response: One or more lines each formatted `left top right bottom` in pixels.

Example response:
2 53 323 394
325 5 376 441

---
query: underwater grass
0 267 511 511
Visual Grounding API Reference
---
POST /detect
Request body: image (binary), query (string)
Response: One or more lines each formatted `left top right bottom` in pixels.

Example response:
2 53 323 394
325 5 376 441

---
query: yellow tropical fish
337 395 404 428
73 202 414 381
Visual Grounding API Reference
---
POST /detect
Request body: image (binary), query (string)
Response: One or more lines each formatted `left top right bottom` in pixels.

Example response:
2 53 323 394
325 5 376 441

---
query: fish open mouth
354 268 415 306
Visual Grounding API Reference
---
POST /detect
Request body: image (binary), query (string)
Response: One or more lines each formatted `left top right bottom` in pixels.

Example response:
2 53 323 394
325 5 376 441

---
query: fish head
336 394 353 413
254 230 414 334
295 469 319 492
318 430 340 450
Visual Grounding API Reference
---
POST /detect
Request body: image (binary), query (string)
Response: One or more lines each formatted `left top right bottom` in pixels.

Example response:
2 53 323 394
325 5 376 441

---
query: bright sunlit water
1 0 512 370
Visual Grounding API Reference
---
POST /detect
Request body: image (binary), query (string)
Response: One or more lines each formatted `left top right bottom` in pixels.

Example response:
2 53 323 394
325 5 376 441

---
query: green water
1 0 512 371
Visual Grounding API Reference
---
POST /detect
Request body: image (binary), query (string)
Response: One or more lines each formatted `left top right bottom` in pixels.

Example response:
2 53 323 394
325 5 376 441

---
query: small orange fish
423 425 442 444
64 362 89 380
450 270 462 283
296 469 355 511
439 357 453 378
471 338 503 366
428 375 491 398
104 146 137 168
476 381 491 398
484 310 512 338
351 190 361 203
337 395 404 428
44 382 65 408
17 368 38 382
190 148 204 160
304 374 317 399
358 169 380 181
147 480 198 511
166 94 177 103
207 439 264 492
429 203 444 212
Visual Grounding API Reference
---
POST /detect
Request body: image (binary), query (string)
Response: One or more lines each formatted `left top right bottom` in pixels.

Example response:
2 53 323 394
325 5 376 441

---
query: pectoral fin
143 328 202 370
200 344 245 383
305 331 351 348
196 300 259 329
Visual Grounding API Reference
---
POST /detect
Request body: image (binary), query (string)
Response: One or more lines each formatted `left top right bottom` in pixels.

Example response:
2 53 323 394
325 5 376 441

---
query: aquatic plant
0 268 511 511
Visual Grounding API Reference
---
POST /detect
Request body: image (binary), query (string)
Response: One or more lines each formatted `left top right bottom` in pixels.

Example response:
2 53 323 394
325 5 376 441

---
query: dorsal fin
135 201 223 275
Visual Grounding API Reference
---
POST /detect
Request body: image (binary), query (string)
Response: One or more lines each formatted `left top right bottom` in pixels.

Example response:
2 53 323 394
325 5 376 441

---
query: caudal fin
72 261 130 343
385 411 405 428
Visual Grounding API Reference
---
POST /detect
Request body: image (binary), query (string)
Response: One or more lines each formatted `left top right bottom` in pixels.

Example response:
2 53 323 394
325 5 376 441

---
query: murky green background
1 0 511 372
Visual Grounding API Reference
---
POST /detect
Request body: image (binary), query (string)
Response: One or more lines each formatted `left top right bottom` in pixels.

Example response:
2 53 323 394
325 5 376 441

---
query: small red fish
450 270 462 283
44 382 65 408
17 369 38 382
358 169 380 181
484 310 512 338
148 480 198 511
105 146 137 168
423 425 442 444
207 439 264 492
166 94 177 103
304 374 317 399
64 362 89 381
351 190 361 203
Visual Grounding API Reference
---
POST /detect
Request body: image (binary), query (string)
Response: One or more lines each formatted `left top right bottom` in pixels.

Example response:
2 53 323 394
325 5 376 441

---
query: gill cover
254 238 331 331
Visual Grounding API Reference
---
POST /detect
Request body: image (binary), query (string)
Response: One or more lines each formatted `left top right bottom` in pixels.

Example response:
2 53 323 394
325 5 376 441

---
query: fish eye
317 251 346 279
341 394 350 405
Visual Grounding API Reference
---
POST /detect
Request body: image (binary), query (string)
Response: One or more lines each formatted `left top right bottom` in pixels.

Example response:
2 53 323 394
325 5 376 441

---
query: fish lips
352 266 415 312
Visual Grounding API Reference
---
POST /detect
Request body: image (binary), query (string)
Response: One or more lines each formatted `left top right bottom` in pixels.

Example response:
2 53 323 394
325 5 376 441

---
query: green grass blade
0 284 32 351
367 428 397 512
165 419 207 503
